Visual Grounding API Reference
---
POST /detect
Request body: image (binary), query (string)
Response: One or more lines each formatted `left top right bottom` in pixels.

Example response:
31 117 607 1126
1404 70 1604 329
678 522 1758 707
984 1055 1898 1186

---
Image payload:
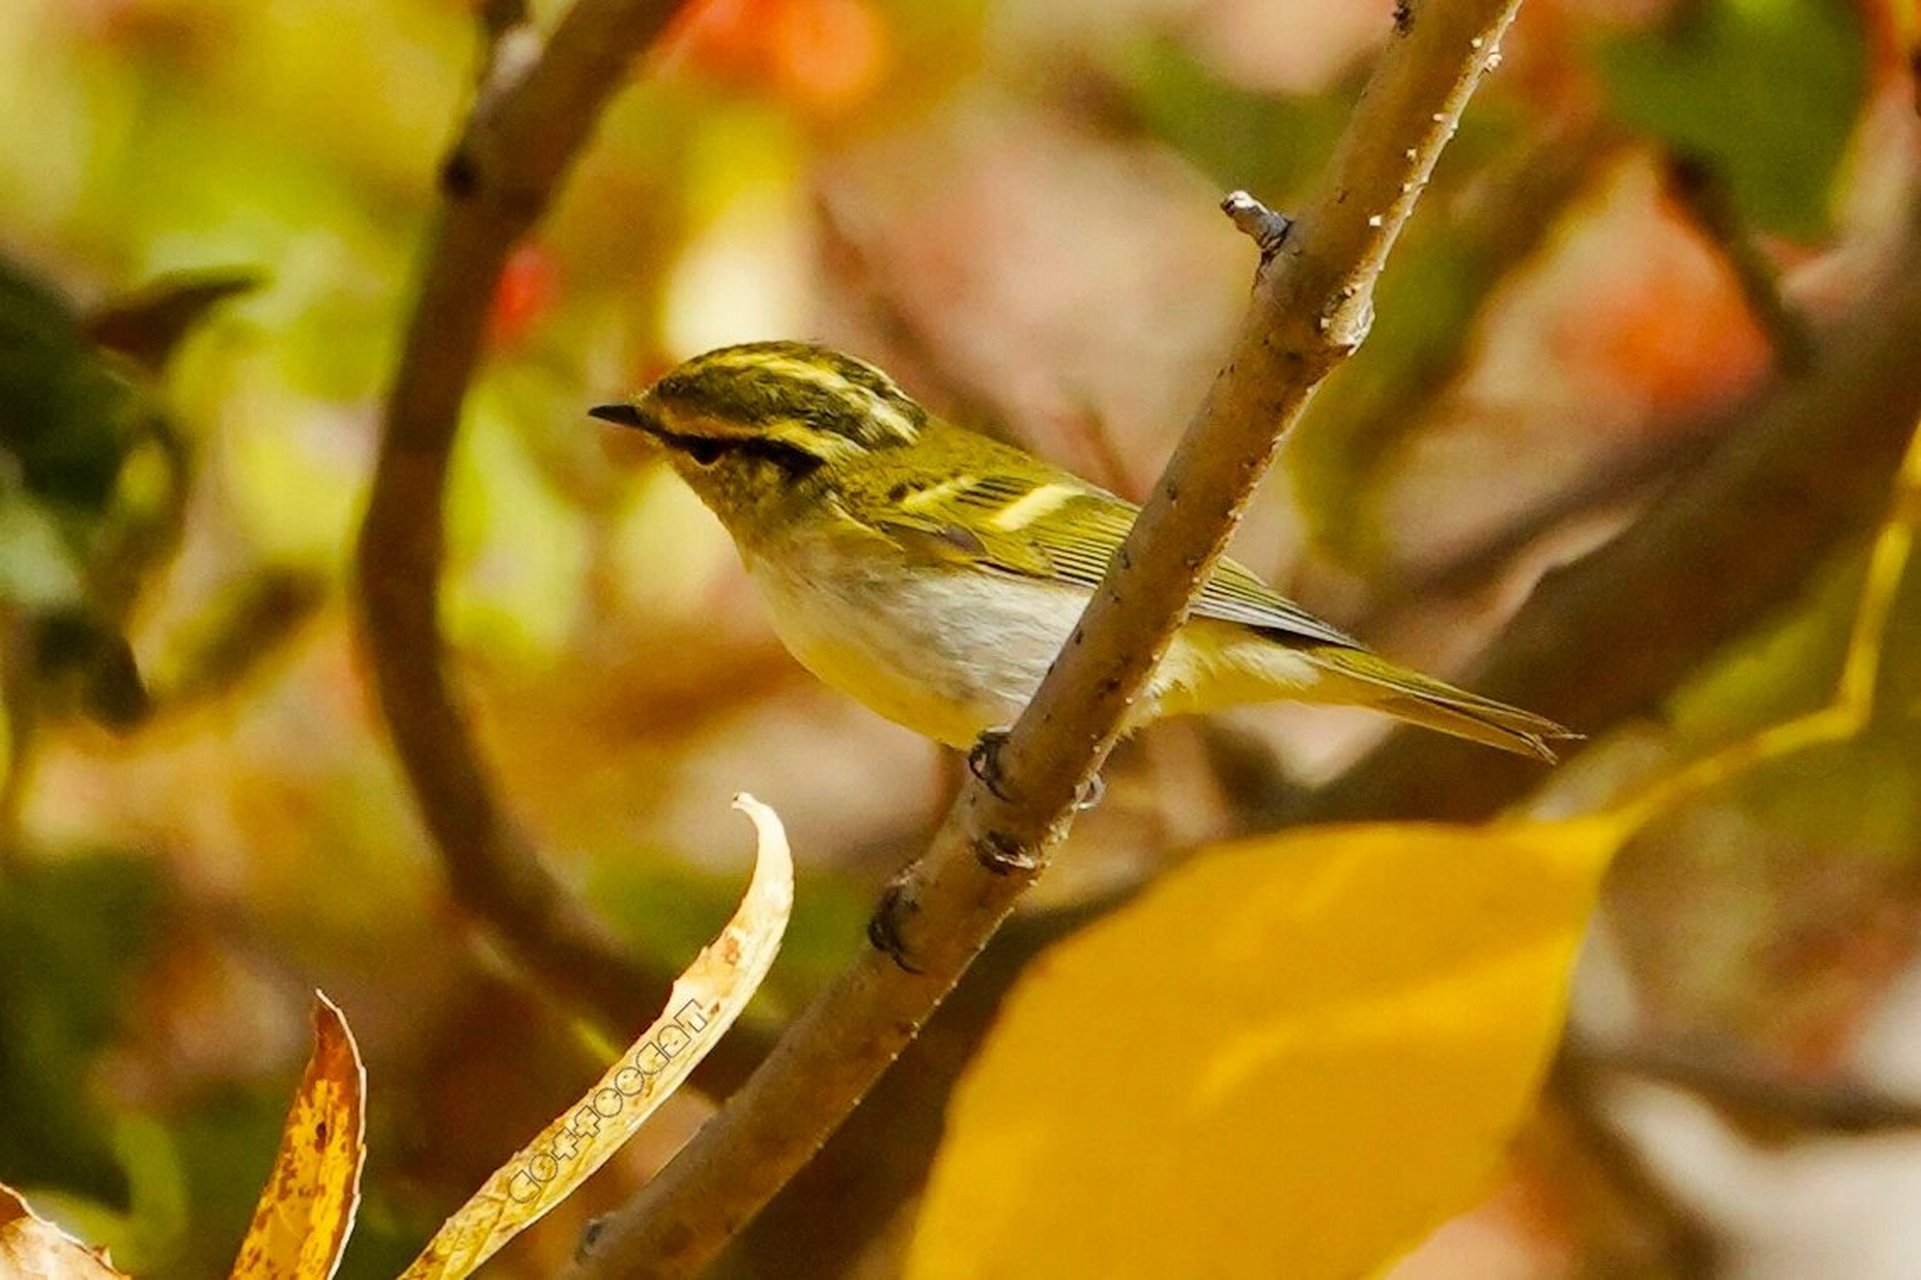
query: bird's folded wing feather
871 472 1362 651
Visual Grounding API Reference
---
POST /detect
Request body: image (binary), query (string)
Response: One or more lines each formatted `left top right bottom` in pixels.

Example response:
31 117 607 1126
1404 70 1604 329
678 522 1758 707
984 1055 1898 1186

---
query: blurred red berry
488 243 557 348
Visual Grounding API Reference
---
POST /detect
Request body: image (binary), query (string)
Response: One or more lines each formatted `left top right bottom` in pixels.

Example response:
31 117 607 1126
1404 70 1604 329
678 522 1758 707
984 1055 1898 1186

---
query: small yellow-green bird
591 341 1573 760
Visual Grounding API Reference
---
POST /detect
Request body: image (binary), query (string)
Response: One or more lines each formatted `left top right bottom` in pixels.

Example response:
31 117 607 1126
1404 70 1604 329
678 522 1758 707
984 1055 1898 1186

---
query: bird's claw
867 877 924 973
967 727 1015 801
974 831 1040 876
971 728 1103 813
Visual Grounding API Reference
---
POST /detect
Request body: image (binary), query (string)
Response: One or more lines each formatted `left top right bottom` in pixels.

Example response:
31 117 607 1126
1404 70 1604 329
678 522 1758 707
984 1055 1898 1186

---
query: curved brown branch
353 1 772 1071
570 3 1528 1274
1355 423 1720 631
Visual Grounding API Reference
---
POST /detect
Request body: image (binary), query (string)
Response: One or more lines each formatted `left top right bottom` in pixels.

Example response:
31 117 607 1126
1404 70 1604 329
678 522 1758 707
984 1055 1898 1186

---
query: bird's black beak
589 402 648 428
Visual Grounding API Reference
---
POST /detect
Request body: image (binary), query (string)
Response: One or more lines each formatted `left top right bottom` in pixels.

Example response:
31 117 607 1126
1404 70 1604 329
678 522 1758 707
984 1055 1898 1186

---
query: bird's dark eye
682 438 725 467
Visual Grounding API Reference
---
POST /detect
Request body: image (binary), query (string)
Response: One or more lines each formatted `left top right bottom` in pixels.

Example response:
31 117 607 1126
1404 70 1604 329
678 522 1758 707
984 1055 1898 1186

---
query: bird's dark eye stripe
735 436 825 477
659 428 823 478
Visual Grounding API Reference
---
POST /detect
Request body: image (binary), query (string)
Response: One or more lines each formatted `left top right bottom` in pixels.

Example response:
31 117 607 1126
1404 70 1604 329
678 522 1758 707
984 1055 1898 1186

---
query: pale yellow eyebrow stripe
988 482 1079 530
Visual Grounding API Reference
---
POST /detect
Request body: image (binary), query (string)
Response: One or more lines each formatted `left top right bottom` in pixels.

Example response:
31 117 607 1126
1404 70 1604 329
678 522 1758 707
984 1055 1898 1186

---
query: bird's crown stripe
679 346 925 444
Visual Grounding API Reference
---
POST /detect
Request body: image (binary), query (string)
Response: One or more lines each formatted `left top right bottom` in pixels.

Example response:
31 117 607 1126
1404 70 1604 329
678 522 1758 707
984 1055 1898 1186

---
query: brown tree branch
1354 422 1720 631
570 3 1528 1273
353 1 779 1077
1568 1032 1921 1134
1295 217 1921 825
1548 1049 1721 1274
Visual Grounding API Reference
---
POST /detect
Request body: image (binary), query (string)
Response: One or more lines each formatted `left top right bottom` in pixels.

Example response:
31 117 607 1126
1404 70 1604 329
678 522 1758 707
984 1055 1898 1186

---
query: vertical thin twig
354 1 761 1059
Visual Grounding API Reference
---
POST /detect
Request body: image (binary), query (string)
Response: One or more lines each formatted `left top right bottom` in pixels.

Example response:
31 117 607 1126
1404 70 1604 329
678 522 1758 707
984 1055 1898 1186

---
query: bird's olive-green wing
871 472 1362 650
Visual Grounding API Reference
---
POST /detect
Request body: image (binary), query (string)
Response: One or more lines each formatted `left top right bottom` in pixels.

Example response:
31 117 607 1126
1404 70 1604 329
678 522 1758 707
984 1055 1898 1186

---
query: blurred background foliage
2 0 1920 1275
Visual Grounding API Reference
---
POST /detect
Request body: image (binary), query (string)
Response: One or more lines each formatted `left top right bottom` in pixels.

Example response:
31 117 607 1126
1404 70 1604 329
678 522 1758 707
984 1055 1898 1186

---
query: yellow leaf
1 1183 131 1280
909 819 1620 1280
229 991 366 1280
400 793 795 1280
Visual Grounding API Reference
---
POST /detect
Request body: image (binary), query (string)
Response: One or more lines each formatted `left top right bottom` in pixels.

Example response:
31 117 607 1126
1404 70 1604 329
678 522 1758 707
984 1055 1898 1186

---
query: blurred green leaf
34 609 153 729
0 853 164 1208
1608 723 1921 1050
0 490 89 611
0 252 257 733
155 567 328 708
1289 233 1489 568
1875 530 1921 718
1738 724 1921 860
1119 38 1350 202
1595 0 1867 240
22 1114 192 1275
0 260 139 514
1855 428 1921 720
155 1088 305 1280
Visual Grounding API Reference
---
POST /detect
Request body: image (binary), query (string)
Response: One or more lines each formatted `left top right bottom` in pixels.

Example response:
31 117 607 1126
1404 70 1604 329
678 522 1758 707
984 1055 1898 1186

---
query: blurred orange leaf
660 0 889 114
909 819 1621 1280
0 1183 129 1280
1573 236 1768 417
228 992 366 1280
399 793 794 1280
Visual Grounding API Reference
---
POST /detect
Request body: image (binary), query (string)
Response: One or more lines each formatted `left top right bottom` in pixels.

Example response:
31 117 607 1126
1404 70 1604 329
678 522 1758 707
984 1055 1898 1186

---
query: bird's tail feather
1304 647 1577 762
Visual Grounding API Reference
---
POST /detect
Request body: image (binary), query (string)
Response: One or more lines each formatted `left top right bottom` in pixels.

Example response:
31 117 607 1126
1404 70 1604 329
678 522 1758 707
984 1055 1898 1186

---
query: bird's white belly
745 540 1092 747
741 533 1329 748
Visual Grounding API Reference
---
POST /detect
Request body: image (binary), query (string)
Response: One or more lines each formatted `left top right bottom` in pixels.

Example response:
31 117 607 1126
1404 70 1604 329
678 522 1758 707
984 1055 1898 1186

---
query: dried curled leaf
401 793 795 1280
228 992 366 1280
0 1183 130 1280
